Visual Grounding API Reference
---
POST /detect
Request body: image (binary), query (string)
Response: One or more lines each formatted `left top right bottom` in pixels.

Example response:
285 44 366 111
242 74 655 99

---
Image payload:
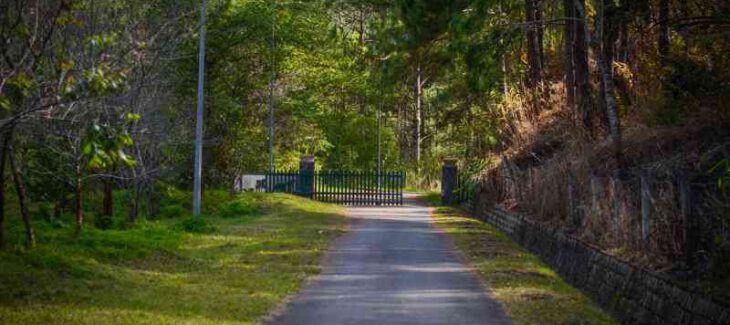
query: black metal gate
260 170 405 205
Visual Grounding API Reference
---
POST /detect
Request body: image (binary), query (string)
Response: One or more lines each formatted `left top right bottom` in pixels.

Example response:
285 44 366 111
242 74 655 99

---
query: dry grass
475 73 730 271
431 205 617 325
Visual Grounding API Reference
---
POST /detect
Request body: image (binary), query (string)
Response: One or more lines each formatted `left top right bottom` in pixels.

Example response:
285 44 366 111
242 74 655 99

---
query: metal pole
377 60 386 189
268 5 276 172
377 101 382 174
192 0 207 218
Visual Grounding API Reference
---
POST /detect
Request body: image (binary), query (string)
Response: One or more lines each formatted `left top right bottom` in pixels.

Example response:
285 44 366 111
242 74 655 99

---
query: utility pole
268 4 276 172
377 101 382 176
377 60 387 189
192 0 207 218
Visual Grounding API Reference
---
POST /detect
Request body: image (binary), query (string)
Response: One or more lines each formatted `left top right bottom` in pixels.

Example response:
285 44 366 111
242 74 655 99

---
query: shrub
177 217 216 233
219 198 258 218
95 214 113 230
158 203 186 219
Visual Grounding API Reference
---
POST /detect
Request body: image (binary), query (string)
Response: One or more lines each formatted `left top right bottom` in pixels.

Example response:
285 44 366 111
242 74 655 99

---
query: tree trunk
127 181 139 223
75 163 83 232
0 132 10 248
658 0 669 66
679 0 691 55
359 8 366 48
569 0 591 128
618 22 629 62
598 0 618 129
414 60 422 166
595 0 622 166
602 0 617 67
53 201 62 222
598 40 622 169
102 177 113 218
499 3 510 95
536 0 545 69
564 0 576 111
8 147 35 248
525 0 542 86
502 52 510 94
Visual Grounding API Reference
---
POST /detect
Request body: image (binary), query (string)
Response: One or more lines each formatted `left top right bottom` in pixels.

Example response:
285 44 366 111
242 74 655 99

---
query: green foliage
34 203 55 222
177 217 216 233
94 213 114 230
82 123 136 170
157 203 186 219
320 111 400 170
219 197 258 218
709 159 730 195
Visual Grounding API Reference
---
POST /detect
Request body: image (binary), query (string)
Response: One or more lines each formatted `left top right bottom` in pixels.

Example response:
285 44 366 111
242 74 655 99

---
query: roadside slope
428 198 616 325
0 193 346 325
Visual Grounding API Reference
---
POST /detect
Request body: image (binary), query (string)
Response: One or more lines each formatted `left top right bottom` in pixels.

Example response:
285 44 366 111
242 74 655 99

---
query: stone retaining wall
470 206 730 324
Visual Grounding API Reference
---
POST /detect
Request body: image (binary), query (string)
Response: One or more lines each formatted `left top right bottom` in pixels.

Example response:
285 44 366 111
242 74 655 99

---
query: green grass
403 186 436 194
418 191 441 205
0 192 346 324
430 205 616 325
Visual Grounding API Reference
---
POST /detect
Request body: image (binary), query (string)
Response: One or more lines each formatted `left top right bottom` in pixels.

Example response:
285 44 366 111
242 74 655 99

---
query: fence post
442 159 458 205
589 172 602 216
567 166 580 230
678 171 695 267
501 156 516 202
610 175 623 242
299 155 315 198
640 169 652 247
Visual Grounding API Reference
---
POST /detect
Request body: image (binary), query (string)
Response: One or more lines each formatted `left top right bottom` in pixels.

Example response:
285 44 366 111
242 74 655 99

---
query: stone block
692 297 724 321
662 303 686 325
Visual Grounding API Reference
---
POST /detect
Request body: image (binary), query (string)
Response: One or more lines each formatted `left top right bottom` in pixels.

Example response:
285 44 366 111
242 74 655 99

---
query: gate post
442 159 458 205
299 155 315 198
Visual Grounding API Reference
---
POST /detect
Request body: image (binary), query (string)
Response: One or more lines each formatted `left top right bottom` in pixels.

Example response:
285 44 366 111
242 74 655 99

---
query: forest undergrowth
475 74 729 299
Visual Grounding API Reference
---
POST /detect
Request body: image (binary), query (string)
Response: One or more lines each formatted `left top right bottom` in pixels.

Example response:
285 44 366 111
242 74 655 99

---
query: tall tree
526 0 543 86
564 0 591 127
0 131 9 247
8 139 34 247
564 0 576 110
590 0 622 165
658 0 669 66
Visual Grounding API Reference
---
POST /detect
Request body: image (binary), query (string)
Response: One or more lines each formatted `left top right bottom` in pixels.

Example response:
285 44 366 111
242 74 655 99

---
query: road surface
268 195 511 324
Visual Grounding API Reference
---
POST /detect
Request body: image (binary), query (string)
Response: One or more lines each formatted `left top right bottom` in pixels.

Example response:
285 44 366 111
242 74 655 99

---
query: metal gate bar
262 170 405 205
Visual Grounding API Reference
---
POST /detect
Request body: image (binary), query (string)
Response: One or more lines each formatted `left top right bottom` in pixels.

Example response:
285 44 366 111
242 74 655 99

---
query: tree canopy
0 0 728 272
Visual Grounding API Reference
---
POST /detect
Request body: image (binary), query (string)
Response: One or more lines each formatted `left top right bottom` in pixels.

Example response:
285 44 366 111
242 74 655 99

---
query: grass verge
430 204 616 325
0 192 346 324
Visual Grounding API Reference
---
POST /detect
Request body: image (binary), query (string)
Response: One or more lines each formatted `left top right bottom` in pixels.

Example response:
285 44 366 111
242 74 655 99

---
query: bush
95 214 113 230
201 190 232 215
219 198 257 218
177 217 216 233
35 203 54 222
157 203 186 219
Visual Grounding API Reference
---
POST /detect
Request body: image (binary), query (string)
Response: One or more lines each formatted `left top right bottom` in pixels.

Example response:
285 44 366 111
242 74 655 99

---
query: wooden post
641 170 652 246
567 166 580 230
610 175 622 240
678 172 695 267
442 159 458 205
527 167 534 198
590 172 602 214
501 157 512 201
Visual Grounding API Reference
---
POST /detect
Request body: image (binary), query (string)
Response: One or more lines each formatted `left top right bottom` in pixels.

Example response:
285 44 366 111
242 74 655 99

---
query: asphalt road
268 196 512 325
